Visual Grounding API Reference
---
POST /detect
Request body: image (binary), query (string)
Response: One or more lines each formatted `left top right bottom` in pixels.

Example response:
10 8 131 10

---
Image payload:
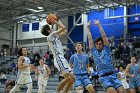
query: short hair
118 65 125 69
94 37 103 44
41 24 50 36
39 57 44 61
74 42 83 47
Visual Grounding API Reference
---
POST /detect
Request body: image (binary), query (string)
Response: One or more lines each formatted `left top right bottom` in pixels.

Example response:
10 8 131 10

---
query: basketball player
118 66 130 93
35 58 51 93
9 47 34 93
125 56 140 93
86 20 125 93
41 18 75 93
70 42 95 93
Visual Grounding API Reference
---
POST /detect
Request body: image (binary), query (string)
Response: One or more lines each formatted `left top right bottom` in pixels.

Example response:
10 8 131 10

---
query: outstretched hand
94 19 100 25
87 20 91 27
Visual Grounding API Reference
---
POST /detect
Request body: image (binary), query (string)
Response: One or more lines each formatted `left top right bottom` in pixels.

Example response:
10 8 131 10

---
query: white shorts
54 55 72 76
16 73 32 85
38 76 49 87
122 81 129 89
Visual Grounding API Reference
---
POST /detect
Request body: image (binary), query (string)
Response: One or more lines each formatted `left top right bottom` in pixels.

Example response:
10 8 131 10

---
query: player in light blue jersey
125 56 140 93
86 20 125 93
70 42 95 93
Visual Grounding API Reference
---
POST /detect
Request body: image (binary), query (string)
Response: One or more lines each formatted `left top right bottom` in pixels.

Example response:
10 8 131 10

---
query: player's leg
54 55 74 93
56 73 70 92
74 78 83 93
130 88 136 93
116 86 125 93
86 85 94 93
9 84 21 93
129 80 136 93
25 75 32 93
42 86 46 93
136 80 140 91
122 82 130 93
75 86 83 93
9 73 24 93
63 73 75 93
83 75 95 93
99 74 117 93
38 84 43 93
106 87 117 93
26 83 32 93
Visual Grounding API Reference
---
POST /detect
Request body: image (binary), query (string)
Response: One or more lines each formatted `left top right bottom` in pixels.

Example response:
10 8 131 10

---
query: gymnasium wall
17 17 68 47
0 27 11 48
128 5 140 36
17 19 46 40
88 6 124 40
68 14 84 50
68 5 140 48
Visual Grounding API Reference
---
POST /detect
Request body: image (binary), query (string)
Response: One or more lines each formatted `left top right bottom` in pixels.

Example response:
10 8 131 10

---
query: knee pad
77 90 83 93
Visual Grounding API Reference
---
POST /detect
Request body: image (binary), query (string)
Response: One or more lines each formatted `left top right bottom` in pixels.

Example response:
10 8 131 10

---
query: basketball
46 13 58 25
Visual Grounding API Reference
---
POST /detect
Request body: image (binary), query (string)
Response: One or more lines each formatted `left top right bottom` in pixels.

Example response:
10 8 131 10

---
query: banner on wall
22 24 29 32
32 22 39 31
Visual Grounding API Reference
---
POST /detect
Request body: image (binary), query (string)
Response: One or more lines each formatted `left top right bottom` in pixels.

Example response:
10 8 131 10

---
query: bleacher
0 56 106 93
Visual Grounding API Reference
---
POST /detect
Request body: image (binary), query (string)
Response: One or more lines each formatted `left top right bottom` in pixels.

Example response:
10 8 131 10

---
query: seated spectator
5 79 15 92
43 51 49 63
33 51 41 66
0 70 7 84
10 62 17 74
0 70 7 79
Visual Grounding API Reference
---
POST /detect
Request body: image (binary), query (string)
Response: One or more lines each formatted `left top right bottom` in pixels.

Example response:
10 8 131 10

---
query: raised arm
94 20 109 46
86 21 94 49
51 19 66 36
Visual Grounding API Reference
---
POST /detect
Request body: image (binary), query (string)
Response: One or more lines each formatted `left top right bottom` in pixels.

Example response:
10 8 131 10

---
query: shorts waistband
100 71 114 77
74 73 88 75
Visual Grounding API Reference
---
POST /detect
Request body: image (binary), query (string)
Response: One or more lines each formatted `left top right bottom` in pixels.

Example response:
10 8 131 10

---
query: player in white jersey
9 47 34 93
35 58 51 93
41 19 75 93
118 66 130 93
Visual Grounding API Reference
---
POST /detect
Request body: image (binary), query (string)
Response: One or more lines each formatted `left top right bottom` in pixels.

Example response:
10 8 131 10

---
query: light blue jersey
91 46 114 76
70 53 89 75
70 53 92 88
129 64 140 81
91 46 122 89
129 63 140 88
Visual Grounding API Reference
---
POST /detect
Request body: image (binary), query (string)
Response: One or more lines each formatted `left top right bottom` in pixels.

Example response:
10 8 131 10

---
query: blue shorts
99 73 122 90
129 79 140 89
74 74 92 88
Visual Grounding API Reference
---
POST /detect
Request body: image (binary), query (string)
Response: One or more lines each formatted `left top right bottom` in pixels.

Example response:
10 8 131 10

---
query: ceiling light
35 18 39 21
38 7 43 10
28 8 44 12
86 0 93 2
18 20 24 23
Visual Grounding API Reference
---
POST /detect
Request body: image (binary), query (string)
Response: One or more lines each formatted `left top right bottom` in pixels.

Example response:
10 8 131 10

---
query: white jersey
118 71 127 83
18 56 31 74
118 71 129 89
37 64 48 79
47 31 64 57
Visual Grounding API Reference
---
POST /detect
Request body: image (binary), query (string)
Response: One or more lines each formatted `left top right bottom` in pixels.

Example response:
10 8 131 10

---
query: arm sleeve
69 55 74 64
86 56 90 65
104 46 111 54
91 47 96 57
